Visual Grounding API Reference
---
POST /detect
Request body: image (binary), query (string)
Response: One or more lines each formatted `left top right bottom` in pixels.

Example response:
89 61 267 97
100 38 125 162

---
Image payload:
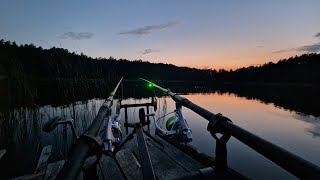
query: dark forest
0 39 319 83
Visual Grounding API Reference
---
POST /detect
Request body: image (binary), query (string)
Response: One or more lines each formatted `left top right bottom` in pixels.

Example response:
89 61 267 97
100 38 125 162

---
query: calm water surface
1 92 320 179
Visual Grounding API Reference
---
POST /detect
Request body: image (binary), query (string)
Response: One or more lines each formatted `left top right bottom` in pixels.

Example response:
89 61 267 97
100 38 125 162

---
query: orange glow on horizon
164 50 305 70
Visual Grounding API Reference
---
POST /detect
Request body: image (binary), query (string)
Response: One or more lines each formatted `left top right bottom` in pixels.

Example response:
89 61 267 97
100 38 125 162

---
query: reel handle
43 116 61 132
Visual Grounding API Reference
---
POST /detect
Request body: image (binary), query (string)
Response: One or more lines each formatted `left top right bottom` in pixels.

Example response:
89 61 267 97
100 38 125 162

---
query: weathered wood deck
101 134 206 180
13 134 246 180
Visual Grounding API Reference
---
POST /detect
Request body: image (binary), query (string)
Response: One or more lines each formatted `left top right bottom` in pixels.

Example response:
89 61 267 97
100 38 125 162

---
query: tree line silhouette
0 39 319 83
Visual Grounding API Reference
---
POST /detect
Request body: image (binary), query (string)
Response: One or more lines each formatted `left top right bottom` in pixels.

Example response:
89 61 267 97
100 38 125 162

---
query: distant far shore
222 81 320 87
1 77 319 88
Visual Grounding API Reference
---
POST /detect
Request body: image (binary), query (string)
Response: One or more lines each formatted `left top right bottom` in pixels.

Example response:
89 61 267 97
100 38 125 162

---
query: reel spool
165 116 176 131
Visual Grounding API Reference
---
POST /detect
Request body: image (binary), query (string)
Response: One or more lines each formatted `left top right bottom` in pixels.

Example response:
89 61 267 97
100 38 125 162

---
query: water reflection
292 114 320 138
174 93 320 179
218 84 320 116
2 80 319 117
0 81 320 179
0 99 103 179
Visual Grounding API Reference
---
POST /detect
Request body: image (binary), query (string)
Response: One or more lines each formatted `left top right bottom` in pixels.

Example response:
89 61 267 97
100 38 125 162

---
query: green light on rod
147 83 153 88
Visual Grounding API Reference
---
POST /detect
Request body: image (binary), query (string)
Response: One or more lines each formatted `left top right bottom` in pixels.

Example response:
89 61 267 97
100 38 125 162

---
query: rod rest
42 116 78 138
139 108 151 126
43 116 61 132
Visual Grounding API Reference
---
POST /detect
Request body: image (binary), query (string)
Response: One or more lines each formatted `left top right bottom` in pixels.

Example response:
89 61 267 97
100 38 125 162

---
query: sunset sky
1 1 320 69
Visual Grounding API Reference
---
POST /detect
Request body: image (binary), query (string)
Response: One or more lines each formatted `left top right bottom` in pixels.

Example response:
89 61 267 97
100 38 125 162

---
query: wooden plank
136 126 155 180
98 155 124 180
145 140 191 179
34 145 52 174
159 135 216 167
158 136 248 179
115 148 143 180
12 173 44 180
81 156 98 179
82 156 98 170
131 137 189 180
0 149 6 160
82 154 125 180
150 136 205 171
114 132 244 179
43 160 65 180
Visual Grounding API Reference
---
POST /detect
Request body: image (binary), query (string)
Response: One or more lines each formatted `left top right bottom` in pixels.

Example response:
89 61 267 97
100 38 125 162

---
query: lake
0 82 320 179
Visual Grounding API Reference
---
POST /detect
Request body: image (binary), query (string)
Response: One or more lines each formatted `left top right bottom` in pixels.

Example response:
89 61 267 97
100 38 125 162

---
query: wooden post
63 123 68 158
215 140 228 175
125 107 128 135
146 106 150 132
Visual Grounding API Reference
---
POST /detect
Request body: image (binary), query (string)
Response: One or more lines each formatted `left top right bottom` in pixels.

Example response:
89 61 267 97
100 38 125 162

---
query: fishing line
156 111 175 124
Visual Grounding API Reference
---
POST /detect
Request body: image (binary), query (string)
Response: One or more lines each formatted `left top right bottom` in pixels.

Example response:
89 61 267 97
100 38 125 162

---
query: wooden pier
13 133 246 180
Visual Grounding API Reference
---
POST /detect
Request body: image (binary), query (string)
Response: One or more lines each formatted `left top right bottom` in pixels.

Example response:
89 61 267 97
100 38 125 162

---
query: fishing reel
140 104 192 144
157 109 192 143
102 102 123 155
42 116 78 139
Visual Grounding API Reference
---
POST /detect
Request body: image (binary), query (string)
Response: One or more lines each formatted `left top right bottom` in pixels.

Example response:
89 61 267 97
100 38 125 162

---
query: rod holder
207 113 232 175
43 116 78 139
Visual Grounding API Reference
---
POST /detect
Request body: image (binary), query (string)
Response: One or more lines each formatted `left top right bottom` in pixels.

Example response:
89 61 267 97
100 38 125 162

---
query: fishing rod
140 78 193 143
56 77 123 179
139 78 320 179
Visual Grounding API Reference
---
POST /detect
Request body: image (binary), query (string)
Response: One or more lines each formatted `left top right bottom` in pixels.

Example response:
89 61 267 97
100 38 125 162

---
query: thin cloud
118 21 180 36
59 32 94 40
273 32 320 53
273 43 320 53
142 49 153 54
272 48 296 54
296 42 320 52
142 49 159 55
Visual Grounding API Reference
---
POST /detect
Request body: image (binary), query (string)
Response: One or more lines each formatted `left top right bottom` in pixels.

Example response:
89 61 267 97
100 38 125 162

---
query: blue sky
1 1 320 69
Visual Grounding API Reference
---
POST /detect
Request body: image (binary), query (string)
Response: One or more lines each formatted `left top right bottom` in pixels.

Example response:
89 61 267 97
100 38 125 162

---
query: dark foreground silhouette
1 39 319 83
